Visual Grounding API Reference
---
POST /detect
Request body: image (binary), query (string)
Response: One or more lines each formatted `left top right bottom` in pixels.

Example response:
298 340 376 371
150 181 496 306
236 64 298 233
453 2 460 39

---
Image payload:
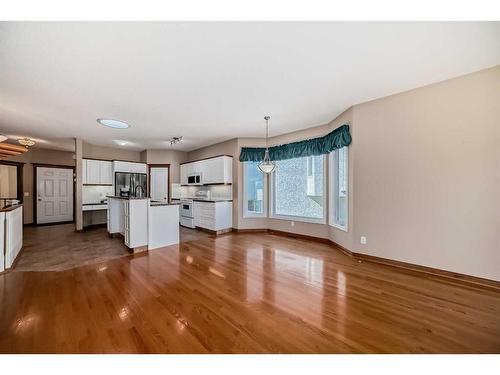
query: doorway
34 165 75 225
148 164 170 201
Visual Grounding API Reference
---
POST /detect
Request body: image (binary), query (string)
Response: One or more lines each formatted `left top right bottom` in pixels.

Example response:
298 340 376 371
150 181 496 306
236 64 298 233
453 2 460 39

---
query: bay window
270 155 325 223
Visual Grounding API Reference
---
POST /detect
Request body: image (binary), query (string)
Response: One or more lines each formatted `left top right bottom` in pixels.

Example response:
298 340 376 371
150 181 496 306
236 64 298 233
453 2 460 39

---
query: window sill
270 214 326 225
243 213 267 219
329 222 348 232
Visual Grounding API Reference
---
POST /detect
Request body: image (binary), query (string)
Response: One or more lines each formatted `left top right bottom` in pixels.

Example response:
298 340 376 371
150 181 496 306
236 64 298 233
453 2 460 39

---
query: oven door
180 202 193 218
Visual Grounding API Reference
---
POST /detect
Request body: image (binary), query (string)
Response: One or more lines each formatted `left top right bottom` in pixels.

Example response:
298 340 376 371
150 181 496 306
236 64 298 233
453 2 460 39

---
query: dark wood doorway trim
147 164 171 201
0 160 24 206
33 163 76 226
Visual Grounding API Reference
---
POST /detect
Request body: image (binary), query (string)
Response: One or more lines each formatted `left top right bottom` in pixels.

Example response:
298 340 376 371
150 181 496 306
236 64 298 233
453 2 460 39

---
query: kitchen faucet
134 185 145 198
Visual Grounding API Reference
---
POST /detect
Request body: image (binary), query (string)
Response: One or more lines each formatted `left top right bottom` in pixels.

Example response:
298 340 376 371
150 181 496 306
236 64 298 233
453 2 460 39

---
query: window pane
244 161 264 215
273 155 324 220
330 147 348 229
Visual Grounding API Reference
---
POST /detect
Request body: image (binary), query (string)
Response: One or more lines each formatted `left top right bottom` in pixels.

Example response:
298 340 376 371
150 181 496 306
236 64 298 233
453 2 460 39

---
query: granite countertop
106 195 149 200
0 203 23 212
150 200 181 207
191 198 233 203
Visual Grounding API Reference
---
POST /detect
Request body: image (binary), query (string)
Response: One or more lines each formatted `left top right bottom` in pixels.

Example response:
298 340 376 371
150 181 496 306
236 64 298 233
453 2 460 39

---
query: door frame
0 160 24 206
148 164 170 201
33 163 76 226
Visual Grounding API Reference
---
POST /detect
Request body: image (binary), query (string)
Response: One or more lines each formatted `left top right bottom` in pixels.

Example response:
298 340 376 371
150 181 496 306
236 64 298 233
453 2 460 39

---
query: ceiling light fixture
97 118 130 129
258 116 275 174
18 137 36 147
0 134 7 142
170 136 183 146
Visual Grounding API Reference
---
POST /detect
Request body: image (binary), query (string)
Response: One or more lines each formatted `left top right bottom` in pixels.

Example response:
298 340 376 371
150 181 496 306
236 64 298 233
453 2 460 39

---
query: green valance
239 124 351 162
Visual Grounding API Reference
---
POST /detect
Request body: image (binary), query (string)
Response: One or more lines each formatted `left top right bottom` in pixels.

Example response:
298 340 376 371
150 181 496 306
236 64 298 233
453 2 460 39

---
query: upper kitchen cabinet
180 155 233 185
83 159 113 185
99 160 113 184
113 161 147 174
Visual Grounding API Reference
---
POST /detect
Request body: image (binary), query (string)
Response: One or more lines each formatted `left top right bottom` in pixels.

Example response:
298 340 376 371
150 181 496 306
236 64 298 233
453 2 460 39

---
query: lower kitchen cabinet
194 201 232 232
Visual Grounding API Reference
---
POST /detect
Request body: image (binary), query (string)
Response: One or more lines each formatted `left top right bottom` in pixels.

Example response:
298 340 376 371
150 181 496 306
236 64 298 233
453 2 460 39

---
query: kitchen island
0 204 23 272
107 196 179 252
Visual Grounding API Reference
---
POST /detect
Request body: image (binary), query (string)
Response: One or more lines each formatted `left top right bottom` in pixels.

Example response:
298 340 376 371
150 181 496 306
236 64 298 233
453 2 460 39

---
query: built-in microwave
187 173 203 185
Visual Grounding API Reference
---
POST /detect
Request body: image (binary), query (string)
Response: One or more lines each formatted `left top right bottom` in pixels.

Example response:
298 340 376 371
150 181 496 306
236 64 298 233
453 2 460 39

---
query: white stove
179 190 211 229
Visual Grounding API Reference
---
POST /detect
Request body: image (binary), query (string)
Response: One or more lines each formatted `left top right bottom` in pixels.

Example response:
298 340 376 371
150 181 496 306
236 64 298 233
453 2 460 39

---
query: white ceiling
0 22 499 152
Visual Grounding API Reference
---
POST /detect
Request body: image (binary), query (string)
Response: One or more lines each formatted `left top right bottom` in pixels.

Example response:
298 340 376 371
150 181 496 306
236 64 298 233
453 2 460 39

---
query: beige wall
144 149 188 185
82 141 142 162
0 165 17 198
9 148 76 224
351 65 500 281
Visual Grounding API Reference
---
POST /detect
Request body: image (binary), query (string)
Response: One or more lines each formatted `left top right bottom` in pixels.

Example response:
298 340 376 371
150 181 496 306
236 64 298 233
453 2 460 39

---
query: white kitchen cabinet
82 159 88 184
99 160 113 184
194 201 232 231
83 159 113 185
180 155 233 185
86 159 101 184
113 160 147 174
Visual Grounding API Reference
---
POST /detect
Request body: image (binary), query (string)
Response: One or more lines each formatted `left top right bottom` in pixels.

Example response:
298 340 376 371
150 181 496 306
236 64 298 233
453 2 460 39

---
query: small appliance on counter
195 190 211 200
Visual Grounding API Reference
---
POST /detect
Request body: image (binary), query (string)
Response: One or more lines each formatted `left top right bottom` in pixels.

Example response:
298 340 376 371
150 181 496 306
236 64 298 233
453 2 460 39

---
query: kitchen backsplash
180 185 232 200
83 185 113 204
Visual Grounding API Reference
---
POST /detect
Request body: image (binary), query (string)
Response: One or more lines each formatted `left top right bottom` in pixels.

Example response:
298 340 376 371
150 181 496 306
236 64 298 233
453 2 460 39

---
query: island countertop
0 204 23 213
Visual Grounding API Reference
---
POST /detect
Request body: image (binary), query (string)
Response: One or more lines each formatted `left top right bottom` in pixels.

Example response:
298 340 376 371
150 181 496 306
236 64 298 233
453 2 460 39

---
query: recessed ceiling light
97 118 130 129
114 140 130 146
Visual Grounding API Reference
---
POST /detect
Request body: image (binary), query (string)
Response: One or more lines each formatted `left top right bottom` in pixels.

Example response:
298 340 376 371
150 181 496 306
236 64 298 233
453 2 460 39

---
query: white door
36 167 74 224
150 167 169 201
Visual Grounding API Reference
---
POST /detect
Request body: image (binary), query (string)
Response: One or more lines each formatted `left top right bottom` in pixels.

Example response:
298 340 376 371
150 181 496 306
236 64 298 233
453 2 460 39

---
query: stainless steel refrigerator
115 172 147 198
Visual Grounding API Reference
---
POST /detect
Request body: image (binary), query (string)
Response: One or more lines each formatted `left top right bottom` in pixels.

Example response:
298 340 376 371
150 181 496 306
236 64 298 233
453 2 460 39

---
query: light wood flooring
0 225 499 353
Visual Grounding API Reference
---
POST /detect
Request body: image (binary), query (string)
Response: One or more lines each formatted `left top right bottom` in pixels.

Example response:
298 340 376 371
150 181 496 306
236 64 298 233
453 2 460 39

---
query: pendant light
258 116 276 174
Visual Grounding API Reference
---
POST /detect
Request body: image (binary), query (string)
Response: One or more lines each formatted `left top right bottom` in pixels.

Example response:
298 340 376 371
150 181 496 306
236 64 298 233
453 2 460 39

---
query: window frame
329 147 349 231
242 161 268 218
269 155 327 225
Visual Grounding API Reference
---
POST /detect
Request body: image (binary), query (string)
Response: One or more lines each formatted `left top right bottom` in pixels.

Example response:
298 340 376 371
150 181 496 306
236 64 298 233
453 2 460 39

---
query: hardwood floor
1 227 499 353
13 224 211 272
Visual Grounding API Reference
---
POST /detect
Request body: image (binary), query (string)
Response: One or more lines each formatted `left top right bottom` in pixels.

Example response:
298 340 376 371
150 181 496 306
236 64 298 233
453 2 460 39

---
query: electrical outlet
291 221 295 227
360 236 367 245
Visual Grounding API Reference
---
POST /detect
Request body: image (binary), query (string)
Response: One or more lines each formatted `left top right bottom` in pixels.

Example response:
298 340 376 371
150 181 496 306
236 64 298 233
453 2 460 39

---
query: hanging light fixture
258 116 275 174
18 137 36 147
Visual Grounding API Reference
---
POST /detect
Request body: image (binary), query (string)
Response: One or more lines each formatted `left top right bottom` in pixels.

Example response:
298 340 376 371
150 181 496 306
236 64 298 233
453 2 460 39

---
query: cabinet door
86 159 100 184
180 165 187 185
99 161 113 184
223 156 233 183
82 159 88 184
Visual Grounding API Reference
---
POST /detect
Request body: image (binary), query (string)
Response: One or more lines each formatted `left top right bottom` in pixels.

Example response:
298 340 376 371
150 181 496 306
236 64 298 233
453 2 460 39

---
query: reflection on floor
13 224 213 272
1 224 499 353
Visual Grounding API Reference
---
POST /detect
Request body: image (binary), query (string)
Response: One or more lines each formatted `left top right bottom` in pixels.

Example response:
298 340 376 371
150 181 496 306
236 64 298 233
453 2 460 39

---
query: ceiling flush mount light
0 134 7 142
97 118 130 129
258 116 275 174
170 136 183 146
18 137 36 147
114 140 130 147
